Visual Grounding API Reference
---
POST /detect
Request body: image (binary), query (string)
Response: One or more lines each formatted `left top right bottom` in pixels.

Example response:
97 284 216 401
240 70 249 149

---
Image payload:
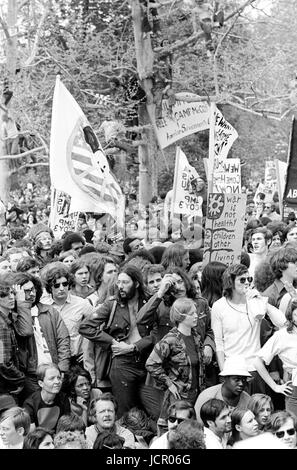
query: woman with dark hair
70 258 94 299
229 408 259 446
93 430 125 449
211 263 286 395
0 225 11 256
13 272 71 402
23 427 54 449
254 298 297 415
161 243 190 271
63 365 101 426
118 407 156 448
146 297 206 425
200 261 227 308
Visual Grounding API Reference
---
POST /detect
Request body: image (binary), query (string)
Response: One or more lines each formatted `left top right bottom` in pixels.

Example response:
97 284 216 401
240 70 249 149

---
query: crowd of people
1 181 297 450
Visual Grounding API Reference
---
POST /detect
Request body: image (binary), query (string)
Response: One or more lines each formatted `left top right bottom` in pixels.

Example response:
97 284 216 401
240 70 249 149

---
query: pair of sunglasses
275 428 295 439
168 416 185 424
0 289 15 298
53 281 69 289
238 276 253 284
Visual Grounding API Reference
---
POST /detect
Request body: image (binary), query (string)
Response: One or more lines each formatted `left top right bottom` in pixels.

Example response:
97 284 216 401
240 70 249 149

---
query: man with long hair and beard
79 265 154 418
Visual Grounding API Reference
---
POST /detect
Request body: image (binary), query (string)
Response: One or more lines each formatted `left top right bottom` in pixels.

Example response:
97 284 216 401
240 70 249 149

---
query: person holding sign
211 263 286 395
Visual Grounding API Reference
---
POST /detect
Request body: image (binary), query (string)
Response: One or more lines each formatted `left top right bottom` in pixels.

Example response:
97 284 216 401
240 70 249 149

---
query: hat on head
28 223 53 242
219 355 251 377
0 394 16 412
123 236 140 254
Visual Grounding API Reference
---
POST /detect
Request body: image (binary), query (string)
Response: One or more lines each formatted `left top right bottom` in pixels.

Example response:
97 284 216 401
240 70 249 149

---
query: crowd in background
1 180 297 450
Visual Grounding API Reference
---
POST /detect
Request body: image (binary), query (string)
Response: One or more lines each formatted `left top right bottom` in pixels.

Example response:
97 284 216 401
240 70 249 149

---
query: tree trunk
129 0 158 206
0 0 18 204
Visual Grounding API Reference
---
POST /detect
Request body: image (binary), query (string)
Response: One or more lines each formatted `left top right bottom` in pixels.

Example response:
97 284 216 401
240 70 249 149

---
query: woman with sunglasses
146 297 205 426
211 263 286 395
254 298 297 415
266 410 297 448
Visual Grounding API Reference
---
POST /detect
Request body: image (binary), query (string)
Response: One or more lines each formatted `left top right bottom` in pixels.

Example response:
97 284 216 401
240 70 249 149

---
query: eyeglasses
168 416 186 424
53 281 69 289
0 288 15 298
238 276 253 284
275 428 296 439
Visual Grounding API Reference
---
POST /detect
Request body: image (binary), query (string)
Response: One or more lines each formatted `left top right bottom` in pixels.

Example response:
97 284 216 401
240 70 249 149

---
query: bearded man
79 265 154 417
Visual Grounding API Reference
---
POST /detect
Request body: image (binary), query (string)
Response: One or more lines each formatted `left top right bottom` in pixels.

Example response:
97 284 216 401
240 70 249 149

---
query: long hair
222 264 248 299
161 243 188 270
23 427 53 449
285 298 297 333
118 264 149 301
230 408 250 444
247 394 273 430
13 272 43 306
200 261 227 307
164 266 197 307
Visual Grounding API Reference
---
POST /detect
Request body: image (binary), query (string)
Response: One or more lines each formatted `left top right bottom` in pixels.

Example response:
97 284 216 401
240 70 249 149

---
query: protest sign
214 106 238 160
264 160 277 201
153 99 210 149
275 159 287 216
203 193 246 266
50 190 79 238
172 147 203 217
212 158 241 193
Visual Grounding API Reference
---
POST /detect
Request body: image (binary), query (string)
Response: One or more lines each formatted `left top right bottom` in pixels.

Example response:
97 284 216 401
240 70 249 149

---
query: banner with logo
203 193 246 266
283 116 297 216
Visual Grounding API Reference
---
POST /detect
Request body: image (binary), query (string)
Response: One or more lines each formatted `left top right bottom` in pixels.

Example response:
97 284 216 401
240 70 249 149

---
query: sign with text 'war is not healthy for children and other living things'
203 193 247 267
154 97 210 149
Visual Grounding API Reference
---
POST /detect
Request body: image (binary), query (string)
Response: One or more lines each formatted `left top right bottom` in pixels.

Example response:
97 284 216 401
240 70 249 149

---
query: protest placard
203 193 246 266
50 190 79 238
214 107 238 160
154 99 210 149
172 147 203 217
212 158 241 193
264 160 277 200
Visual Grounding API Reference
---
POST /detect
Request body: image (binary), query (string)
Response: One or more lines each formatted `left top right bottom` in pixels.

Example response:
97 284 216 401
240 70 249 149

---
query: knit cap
28 223 53 242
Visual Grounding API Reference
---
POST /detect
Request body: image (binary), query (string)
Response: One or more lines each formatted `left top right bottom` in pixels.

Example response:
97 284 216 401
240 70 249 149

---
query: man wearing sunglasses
0 272 33 398
211 263 285 395
42 262 95 370
13 272 71 403
150 400 196 449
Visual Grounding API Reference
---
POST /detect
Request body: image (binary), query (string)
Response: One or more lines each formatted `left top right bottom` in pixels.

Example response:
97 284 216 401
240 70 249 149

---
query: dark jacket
79 295 156 360
0 302 32 393
136 293 215 349
16 302 71 374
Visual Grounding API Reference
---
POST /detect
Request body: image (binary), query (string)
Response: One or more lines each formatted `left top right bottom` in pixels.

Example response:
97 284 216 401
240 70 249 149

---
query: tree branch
154 0 258 54
0 14 10 41
10 162 49 174
0 146 46 160
23 3 51 67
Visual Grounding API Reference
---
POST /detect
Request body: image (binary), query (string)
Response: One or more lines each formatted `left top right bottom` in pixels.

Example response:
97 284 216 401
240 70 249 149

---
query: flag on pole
49 76 125 226
172 147 203 217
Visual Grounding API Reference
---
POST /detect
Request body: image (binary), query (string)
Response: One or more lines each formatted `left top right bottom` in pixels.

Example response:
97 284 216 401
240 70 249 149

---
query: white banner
154 97 210 149
214 106 238 160
212 158 241 193
172 147 203 217
50 75 125 227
